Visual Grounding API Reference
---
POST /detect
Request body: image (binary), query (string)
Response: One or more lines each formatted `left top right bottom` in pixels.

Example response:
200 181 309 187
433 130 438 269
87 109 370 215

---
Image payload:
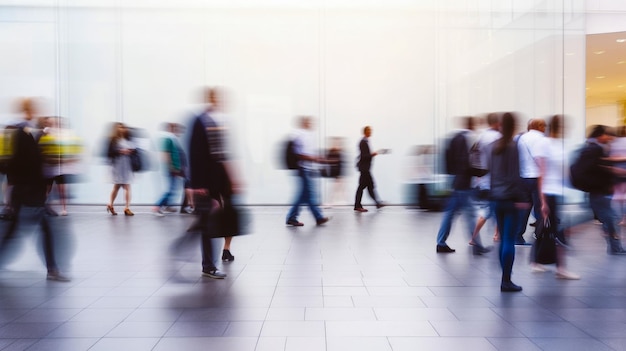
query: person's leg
364 171 381 205
58 183 67 215
302 170 324 221
436 191 460 248
123 184 131 210
590 193 624 253
354 172 366 209
109 184 120 207
286 170 305 223
497 200 521 291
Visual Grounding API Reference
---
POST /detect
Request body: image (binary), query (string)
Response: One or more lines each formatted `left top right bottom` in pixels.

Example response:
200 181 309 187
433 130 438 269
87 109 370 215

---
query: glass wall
0 0 585 205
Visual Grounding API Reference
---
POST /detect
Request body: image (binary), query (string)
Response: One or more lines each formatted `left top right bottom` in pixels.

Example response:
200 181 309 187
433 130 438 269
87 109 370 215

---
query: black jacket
188 114 230 198
448 131 473 190
576 141 613 195
356 137 373 172
7 126 46 206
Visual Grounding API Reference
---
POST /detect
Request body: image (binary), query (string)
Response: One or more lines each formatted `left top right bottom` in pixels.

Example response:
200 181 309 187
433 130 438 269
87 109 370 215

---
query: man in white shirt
515 118 549 245
286 116 330 226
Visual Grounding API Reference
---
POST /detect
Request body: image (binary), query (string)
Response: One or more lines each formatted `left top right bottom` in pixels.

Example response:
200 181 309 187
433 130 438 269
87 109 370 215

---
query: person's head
363 126 372 137
529 118 546 133
463 116 475 131
548 115 563 138
588 125 615 144
494 112 517 155
18 98 37 121
299 116 313 130
486 112 500 129
111 122 129 139
202 86 226 112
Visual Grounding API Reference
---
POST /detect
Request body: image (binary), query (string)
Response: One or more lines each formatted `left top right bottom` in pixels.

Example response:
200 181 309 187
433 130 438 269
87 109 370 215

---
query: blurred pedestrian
354 126 386 212
106 122 135 216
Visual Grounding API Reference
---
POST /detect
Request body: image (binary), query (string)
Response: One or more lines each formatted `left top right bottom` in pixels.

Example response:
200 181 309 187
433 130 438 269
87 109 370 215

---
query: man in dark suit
354 126 384 212
183 87 239 278
0 98 70 281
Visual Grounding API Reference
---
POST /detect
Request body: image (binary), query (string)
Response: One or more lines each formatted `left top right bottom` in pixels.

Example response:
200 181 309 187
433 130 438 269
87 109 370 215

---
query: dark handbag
211 203 251 238
130 150 142 172
533 218 557 264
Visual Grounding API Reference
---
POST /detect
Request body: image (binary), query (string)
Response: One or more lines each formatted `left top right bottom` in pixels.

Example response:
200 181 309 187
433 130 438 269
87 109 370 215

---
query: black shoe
376 203 386 209
222 249 235 262
436 245 456 253
529 222 536 227
286 219 304 227
202 269 227 279
316 217 330 226
609 249 626 255
500 281 522 292
473 245 492 255
354 207 368 213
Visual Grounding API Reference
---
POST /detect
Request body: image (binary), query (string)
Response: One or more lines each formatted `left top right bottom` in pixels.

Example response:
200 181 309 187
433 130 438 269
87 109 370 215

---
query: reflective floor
0 205 625 351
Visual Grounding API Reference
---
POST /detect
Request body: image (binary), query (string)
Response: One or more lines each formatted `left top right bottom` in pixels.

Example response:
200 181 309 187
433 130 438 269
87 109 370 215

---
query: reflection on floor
0 205 625 351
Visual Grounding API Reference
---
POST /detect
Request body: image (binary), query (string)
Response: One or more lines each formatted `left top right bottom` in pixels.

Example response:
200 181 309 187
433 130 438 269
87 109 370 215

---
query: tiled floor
0 205 625 351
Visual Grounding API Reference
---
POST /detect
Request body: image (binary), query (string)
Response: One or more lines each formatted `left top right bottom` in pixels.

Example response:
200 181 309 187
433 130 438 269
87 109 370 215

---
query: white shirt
292 127 317 170
517 129 549 178
542 138 565 196
473 128 502 190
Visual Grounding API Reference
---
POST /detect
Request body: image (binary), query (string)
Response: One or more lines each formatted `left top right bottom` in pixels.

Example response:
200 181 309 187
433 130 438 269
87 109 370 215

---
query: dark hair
494 112 516 155
548 115 562 138
588 125 607 139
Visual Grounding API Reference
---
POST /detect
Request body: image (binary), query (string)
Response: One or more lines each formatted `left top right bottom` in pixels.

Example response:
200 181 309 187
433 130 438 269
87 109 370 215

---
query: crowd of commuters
3 93 626 292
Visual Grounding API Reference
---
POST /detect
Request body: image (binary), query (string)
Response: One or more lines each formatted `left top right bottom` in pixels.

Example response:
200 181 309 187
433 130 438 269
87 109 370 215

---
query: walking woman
106 122 135 216
489 112 531 292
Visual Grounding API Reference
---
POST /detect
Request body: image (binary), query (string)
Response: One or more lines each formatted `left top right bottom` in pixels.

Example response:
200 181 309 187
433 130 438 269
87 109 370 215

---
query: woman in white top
534 115 579 279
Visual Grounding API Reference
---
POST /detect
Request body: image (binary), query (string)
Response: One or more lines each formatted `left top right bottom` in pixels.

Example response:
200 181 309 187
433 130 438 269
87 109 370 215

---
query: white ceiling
586 31 626 107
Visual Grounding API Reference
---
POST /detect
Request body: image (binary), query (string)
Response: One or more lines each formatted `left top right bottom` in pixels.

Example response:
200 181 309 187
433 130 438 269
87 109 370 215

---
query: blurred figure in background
286 116 330 226
0 98 71 281
171 87 241 279
106 122 136 216
531 115 579 279
323 136 346 207
515 118 548 245
471 113 501 244
354 126 387 212
436 116 490 255
490 112 530 292
39 116 83 216
153 122 185 216
610 125 626 225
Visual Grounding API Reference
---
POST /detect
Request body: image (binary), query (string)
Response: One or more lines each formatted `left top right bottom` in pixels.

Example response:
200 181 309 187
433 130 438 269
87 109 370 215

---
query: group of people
284 118 387 227
435 112 626 292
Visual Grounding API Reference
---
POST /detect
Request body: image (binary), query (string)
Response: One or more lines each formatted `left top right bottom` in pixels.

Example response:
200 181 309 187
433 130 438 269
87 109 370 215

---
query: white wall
0 1 586 205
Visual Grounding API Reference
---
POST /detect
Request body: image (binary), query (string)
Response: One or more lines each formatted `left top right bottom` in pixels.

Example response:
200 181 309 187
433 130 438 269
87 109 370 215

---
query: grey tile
326 321 437 337
305 307 376 321
485 337 543 351
0 323 62 338
222 321 263 337
106 321 174 337
530 338 614 351
164 321 228 337
23 338 98 351
284 337 326 351
261 321 325 337
88 338 159 351
509 321 590 338
69 308 133 322
46 321 118 338
491 307 563 322
602 338 626 351
255 337 286 351
374 307 457 321
429 320 525 337
389 337 497 351
153 337 257 351
327 337 392 351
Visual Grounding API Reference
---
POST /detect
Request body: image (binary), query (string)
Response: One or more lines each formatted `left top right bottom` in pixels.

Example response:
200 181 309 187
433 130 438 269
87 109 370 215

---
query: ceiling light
565 52 575 56
594 50 606 54
619 61 626 64
617 39 626 43
596 76 606 79
619 85 625 88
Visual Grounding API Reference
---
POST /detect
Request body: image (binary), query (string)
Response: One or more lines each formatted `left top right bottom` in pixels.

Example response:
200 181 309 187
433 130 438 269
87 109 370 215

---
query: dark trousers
516 178 541 243
354 170 380 208
0 185 58 271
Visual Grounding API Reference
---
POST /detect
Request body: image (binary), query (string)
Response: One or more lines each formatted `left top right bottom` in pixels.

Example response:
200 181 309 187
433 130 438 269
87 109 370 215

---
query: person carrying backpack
436 116 491 255
571 125 626 255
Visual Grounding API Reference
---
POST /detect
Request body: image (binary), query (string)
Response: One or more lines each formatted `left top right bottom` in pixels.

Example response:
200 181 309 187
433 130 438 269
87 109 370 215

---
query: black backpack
284 139 299 170
444 131 465 175
569 145 591 192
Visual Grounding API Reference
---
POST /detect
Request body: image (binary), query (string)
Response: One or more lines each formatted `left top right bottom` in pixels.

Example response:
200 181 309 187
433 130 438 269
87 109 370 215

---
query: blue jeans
494 200 519 283
286 168 324 222
436 189 478 246
589 192 624 252
156 173 181 208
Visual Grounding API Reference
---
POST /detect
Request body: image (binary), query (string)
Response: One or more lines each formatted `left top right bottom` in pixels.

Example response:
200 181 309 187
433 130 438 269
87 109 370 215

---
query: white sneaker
556 271 581 280
531 264 549 273
153 207 165 217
